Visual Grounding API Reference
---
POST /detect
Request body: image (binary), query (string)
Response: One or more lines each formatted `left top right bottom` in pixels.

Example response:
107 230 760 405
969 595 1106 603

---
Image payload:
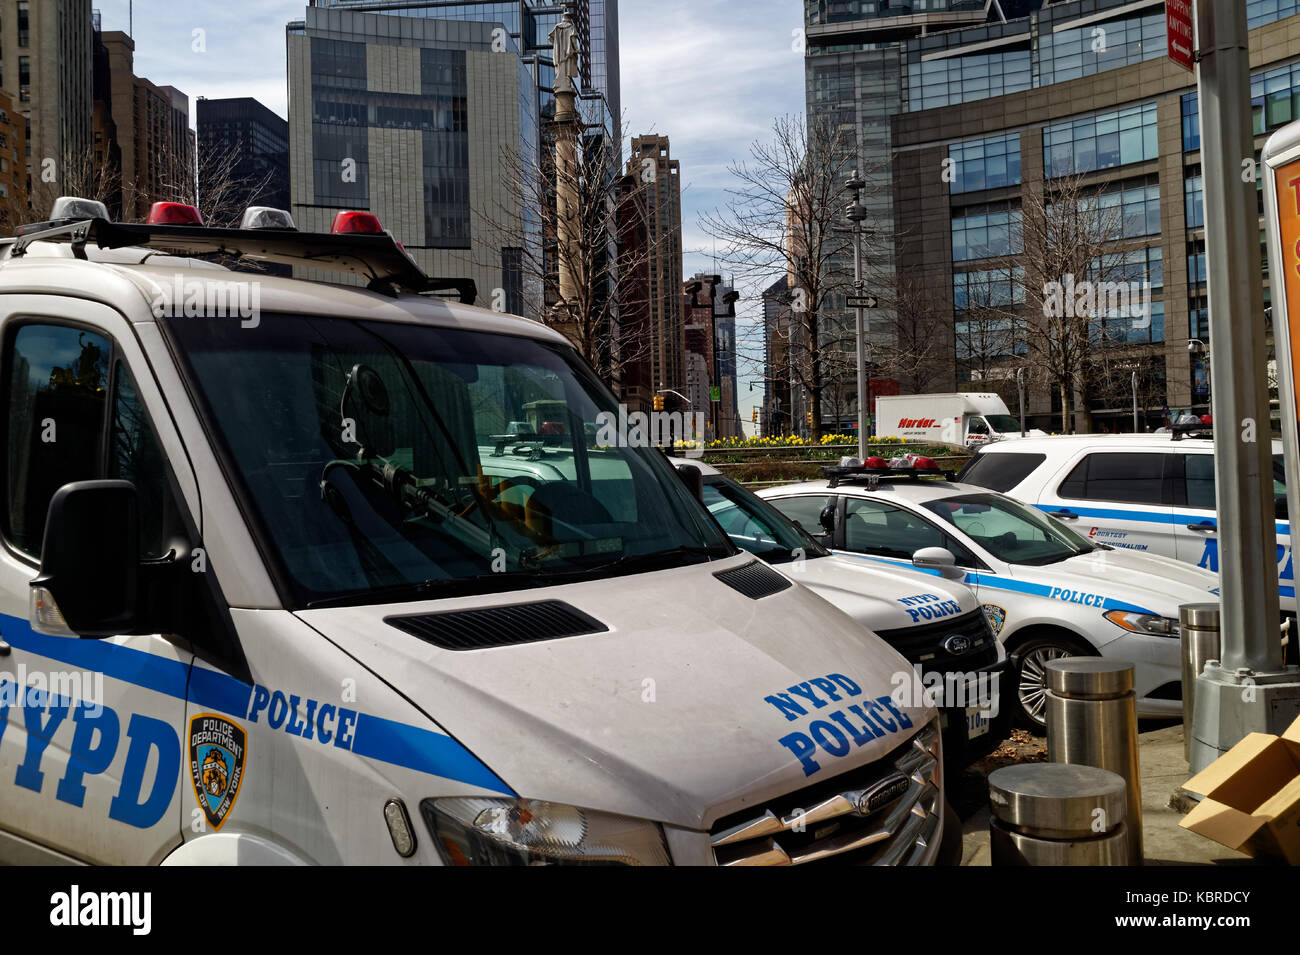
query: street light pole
846 172 869 461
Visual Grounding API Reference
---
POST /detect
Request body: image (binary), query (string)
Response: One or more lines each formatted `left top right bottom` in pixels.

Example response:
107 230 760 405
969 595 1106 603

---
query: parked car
759 466 1222 729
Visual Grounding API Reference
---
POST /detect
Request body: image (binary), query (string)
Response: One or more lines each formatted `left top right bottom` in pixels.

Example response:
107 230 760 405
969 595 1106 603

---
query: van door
0 302 196 864
1173 451 1293 607
1037 450 1177 558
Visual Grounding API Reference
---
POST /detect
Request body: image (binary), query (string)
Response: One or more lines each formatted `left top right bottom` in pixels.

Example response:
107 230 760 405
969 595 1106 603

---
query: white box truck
875 393 1045 449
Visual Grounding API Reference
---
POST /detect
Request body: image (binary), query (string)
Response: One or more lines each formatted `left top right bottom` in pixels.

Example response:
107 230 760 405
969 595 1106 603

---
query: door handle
1047 510 1078 520
1186 522 1216 532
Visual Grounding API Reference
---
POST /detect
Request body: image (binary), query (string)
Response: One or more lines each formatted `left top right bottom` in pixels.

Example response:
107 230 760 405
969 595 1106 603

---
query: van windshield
983 415 1021 433
165 314 733 608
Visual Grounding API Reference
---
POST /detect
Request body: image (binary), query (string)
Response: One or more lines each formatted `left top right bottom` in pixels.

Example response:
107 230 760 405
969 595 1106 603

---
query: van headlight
1103 609 1180 637
421 797 672 866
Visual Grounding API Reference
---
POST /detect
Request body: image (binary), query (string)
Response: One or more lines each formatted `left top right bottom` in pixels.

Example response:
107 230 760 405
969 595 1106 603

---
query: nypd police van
957 433 1297 640
758 462 1222 729
0 199 953 866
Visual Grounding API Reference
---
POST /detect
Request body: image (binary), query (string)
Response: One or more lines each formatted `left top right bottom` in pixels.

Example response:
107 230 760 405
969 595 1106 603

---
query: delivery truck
875 393 1045 449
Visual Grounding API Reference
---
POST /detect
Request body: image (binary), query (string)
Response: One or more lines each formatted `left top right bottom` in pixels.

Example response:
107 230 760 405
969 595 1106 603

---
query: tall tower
627 134 683 400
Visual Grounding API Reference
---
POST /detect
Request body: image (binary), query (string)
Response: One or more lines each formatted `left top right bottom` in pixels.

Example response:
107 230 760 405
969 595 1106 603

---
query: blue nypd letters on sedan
766 673 914 777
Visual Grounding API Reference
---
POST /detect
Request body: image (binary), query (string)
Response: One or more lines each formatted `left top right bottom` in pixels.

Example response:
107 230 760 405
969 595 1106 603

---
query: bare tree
21 149 141 226
478 117 657 390
701 115 880 442
874 266 953 393
1017 170 1133 433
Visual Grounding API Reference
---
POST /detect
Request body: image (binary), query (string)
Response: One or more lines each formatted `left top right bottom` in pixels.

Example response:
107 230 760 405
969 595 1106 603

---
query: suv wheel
1009 633 1096 732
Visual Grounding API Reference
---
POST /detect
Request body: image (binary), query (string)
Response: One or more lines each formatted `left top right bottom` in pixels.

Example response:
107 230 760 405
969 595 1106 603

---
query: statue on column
550 14 578 95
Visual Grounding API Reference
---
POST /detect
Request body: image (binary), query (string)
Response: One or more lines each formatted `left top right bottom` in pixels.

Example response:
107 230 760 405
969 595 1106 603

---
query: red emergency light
146 202 204 225
331 211 385 234
863 456 889 469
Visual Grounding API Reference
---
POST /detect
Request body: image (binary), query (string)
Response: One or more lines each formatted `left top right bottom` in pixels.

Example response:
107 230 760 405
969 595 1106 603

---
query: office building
197 97 291 216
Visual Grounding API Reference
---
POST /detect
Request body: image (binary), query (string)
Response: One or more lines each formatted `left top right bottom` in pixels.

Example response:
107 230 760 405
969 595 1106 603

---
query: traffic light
752 407 758 423
805 412 813 426
653 394 665 412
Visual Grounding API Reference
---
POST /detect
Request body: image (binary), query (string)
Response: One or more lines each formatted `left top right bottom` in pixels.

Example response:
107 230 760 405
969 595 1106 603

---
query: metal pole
1017 367 1026 437
1132 370 1139 433
1045 658 1142 864
1198 0 1281 671
1179 603 1222 761
853 219 867 462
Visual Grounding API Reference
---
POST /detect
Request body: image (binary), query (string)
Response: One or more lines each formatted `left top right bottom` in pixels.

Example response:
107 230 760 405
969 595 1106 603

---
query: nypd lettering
896 593 962 622
764 673 914 777
1047 586 1106 607
0 679 178 829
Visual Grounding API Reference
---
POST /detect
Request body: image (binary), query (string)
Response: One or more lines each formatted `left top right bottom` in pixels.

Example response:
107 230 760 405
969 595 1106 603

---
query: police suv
957 432 1296 641
672 459 1010 766
758 460 1221 728
0 199 954 866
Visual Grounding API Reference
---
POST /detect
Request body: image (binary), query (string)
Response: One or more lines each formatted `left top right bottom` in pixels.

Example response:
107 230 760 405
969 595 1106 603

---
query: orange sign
1275 160 1300 427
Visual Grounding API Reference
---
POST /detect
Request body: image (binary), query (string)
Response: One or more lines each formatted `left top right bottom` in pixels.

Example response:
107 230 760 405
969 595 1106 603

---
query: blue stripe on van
1 611 512 794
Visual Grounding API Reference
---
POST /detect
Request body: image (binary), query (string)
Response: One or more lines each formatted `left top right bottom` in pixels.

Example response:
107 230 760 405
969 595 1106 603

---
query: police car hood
791 553 980 631
1013 546 1219 617
295 554 933 830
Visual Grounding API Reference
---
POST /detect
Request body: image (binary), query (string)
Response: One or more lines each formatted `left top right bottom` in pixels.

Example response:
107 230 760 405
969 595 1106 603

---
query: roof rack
822 463 956 489
8 216 477 303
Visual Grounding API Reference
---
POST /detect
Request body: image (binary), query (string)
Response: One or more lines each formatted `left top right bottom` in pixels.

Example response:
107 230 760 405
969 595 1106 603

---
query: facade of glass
1042 103 1158 178
288 7 540 317
949 132 1021 194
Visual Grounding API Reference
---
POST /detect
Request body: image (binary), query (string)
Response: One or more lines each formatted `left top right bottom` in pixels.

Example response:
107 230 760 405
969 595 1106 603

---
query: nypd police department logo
982 603 1007 636
189 714 246 830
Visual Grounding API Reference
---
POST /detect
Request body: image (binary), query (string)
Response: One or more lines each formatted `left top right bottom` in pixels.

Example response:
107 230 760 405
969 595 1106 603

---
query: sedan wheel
1011 635 1093 731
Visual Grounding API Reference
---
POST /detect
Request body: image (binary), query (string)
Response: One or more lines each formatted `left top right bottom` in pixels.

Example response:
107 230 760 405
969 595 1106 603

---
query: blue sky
96 0 806 430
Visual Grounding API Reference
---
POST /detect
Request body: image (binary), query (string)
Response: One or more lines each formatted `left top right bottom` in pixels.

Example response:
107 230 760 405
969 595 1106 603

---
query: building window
1185 174 1204 229
1248 0 1300 28
953 267 1025 311
1043 103 1158 178
1038 11 1165 86
908 47 1032 112
948 132 1021 195
17 1 29 47
19 57 30 103
950 204 1022 262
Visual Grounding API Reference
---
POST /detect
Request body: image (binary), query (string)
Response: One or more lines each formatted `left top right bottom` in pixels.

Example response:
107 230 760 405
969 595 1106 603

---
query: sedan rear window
957 452 1046 492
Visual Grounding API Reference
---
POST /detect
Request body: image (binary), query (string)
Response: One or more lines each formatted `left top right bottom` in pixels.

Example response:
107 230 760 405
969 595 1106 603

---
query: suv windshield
700 474 829 564
166 314 732 607
923 492 1093 566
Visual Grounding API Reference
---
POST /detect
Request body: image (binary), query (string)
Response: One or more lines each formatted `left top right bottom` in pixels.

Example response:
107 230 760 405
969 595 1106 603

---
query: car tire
1008 631 1096 733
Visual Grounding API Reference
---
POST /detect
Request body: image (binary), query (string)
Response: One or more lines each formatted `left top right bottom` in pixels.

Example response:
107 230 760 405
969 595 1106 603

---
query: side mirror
912 546 965 581
675 462 704 502
30 480 140 637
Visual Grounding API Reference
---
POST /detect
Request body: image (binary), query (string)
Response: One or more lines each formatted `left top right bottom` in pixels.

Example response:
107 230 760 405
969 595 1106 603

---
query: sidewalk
957 723 1256 865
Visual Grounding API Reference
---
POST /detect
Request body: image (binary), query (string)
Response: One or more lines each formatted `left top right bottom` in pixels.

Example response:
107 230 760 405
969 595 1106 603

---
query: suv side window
1183 453 1216 509
4 324 111 556
5 323 175 560
1057 452 1170 506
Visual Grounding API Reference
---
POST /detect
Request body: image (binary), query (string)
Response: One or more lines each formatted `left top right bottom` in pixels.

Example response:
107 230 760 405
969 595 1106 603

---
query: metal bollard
1045 658 1142 865
988 763 1129 865
1179 603 1221 761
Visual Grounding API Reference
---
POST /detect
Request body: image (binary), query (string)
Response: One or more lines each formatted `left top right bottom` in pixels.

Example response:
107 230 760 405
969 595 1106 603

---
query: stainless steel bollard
1180 603 1221 761
1045 658 1142 865
988 763 1129 865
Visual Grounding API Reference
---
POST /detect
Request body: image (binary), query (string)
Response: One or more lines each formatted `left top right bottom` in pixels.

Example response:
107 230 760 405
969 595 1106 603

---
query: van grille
874 609 997 673
385 600 607 650
708 721 942 866
714 560 792 600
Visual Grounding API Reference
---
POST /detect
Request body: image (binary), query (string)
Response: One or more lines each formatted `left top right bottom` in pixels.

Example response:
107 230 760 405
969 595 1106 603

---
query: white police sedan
759 470 1221 729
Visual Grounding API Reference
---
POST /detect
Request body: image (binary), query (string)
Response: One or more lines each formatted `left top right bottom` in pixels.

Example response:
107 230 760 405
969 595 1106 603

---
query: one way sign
846 294 878 309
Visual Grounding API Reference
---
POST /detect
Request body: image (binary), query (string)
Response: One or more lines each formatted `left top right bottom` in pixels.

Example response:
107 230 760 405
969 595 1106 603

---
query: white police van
0 199 953 866
759 461 1221 728
957 432 1297 638
671 458 1010 766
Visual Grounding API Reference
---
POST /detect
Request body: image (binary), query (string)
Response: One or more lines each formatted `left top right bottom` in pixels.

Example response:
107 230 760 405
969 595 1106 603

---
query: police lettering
1047 586 1105 607
246 682 358 752
896 593 963 622
764 674 914 777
